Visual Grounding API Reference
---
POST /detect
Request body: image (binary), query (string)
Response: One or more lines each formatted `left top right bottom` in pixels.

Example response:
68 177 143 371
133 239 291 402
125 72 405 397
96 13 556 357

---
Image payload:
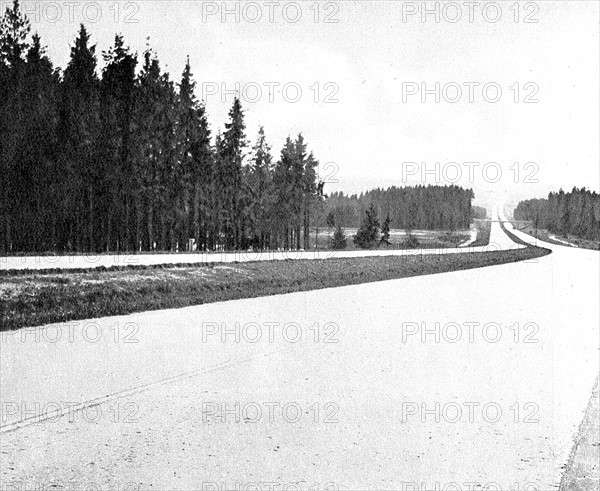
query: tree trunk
88 188 94 252
193 183 200 249
147 198 154 251
135 192 142 252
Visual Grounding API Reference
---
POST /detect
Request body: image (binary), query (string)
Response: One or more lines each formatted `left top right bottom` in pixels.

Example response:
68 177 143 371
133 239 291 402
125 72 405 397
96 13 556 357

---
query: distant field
1 245 550 331
309 227 472 250
0 228 473 257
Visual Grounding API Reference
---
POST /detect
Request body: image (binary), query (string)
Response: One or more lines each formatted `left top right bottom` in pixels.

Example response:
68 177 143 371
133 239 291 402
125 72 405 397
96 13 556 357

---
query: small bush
330 225 347 250
402 234 420 249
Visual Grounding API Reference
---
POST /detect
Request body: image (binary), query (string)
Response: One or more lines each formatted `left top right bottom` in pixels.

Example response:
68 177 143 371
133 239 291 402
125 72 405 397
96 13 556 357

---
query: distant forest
1 1 478 253
324 186 477 231
514 188 600 241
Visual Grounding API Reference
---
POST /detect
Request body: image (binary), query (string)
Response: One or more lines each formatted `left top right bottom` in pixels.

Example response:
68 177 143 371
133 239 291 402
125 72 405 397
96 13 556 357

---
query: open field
308 227 472 250
0 246 548 332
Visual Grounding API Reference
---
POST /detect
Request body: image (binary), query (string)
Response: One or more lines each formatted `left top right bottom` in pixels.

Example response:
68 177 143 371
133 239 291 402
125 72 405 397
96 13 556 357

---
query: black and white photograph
0 1 599 489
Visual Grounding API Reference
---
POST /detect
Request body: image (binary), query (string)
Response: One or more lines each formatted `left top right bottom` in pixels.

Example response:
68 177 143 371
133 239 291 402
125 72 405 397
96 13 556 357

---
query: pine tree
99 33 137 251
272 136 296 249
220 98 247 249
176 57 207 250
326 212 335 229
0 0 29 68
247 127 273 250
354 204 380 249
380 213 391 246
60 25 102 251
0 0 30 251
133 46 171 251
302 150 318 250
330 224 347 250
18 34 59 250
193 103 212 251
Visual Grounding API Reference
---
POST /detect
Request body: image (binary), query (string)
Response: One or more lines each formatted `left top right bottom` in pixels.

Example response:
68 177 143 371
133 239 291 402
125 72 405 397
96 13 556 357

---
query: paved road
0 220 519 272
1 216 597 490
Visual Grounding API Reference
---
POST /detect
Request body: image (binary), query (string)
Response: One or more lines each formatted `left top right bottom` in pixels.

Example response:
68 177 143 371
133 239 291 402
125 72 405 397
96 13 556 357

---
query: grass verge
515 225 600 251
1 246 550 332
471 220 492 247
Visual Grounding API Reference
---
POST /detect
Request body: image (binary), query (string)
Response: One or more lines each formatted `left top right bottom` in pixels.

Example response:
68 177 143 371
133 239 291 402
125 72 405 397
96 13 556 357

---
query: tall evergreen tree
0 0 30 251
175 57 199 249
272 136 296 249
247 127 273 250
59 25 102 251
302 150 319 250
100 34 137 251
17 34 60 250
219 98 246 249
133 47 168 250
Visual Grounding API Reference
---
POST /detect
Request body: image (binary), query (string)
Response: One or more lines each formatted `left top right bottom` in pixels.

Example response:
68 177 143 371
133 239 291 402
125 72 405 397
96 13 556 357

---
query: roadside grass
470 220 492 247
1 246 550 332
515 224 600 251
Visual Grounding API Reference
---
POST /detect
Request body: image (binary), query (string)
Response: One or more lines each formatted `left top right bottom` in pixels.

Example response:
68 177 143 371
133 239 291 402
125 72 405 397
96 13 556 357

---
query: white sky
16 0 600 208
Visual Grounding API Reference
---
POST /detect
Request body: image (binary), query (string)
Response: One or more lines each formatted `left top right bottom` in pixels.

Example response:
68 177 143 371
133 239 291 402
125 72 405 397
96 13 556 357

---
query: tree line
1 1 479 254
324 185 475 232
514 188 600 241
0 1 327 253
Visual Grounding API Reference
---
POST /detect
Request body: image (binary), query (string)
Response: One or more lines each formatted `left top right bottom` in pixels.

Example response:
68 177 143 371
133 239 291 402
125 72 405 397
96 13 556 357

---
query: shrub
353 204 380 249
402 234 420 249
330 225 347 250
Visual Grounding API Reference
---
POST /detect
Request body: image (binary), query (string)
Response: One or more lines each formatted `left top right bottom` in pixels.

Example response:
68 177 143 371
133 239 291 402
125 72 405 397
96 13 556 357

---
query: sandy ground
0 222 514 272
0 215 597 490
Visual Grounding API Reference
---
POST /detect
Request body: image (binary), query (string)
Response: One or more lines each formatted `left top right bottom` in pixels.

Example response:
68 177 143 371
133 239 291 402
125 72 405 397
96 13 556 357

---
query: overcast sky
18 0 600 208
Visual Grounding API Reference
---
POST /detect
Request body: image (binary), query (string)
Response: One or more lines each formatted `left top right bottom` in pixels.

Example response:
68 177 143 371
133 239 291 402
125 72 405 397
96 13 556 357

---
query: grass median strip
1 247 550 332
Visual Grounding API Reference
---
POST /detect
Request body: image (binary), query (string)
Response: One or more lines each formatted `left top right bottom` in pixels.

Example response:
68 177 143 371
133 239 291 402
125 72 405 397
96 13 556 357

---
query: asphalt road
1 217 597 490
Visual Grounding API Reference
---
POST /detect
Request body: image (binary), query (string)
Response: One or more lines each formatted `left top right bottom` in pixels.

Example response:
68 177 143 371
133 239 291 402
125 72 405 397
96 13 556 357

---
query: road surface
1 215 597 490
